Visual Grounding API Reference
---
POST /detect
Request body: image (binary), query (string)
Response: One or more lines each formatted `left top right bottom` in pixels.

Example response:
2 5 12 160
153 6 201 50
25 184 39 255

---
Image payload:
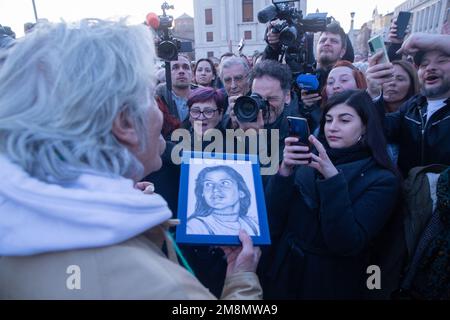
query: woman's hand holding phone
300 89 322 107
279 137 312 177
280 135 339 179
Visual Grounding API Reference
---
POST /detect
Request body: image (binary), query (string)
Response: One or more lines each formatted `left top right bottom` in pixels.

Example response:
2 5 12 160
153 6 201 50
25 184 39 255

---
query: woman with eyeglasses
184 87 225 136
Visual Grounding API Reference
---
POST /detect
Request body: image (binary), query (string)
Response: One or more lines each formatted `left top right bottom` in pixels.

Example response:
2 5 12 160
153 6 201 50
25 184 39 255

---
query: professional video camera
146 1 192 61
258 0 332 92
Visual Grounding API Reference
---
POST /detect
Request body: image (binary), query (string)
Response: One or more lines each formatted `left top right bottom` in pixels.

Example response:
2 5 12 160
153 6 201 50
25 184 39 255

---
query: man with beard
264 22 348 132
369 33 450 176
155 54 197 138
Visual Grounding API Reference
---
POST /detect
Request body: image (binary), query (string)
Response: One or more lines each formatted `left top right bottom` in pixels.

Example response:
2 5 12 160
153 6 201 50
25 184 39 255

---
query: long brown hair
391 60 420 99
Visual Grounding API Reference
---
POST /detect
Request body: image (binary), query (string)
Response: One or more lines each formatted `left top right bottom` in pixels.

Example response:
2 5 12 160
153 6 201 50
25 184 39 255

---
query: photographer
229 60 294 169
264 21 349 133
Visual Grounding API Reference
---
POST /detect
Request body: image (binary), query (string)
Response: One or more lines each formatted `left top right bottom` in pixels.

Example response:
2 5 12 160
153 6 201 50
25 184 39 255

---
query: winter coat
260 157 399 299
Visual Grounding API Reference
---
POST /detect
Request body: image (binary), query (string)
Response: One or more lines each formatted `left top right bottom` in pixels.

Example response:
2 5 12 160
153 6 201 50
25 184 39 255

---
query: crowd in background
0 12 449 300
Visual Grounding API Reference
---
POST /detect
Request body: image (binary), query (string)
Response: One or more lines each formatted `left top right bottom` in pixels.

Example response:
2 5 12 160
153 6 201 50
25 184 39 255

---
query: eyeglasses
189 108 218 119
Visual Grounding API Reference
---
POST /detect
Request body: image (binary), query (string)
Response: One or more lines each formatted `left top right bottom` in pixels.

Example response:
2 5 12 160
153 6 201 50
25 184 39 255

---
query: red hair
321 60 367 107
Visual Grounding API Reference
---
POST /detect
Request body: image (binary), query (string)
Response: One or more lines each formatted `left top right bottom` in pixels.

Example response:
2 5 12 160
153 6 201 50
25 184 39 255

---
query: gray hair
0 19 158 182
219 56 250 80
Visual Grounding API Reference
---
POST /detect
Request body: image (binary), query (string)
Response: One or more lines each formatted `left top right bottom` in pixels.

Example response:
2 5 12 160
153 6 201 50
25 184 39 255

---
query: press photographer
260 0 352 132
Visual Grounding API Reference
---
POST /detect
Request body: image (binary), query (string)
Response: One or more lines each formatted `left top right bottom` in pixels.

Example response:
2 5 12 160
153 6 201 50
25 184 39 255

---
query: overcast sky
1 0 406 37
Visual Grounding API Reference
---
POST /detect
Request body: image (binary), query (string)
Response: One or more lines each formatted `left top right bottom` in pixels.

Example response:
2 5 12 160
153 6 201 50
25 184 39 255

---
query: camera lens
234 96 258 123
158 41 178 61
234 94 268 123
240 101 257 116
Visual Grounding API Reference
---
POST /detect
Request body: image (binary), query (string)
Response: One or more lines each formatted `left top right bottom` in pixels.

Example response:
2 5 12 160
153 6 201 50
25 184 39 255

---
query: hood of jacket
0 155 172 256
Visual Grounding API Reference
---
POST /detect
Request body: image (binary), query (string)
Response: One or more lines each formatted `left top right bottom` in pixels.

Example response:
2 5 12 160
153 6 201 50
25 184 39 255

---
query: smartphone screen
287 116 310 147
368 35 390 64
396 11 412 39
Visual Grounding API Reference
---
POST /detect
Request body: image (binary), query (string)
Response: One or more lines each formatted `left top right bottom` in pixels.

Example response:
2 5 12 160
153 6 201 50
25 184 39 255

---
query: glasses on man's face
189 108 218 119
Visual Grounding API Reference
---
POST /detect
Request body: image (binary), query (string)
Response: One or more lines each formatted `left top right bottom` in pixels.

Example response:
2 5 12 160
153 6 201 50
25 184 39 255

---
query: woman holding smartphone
260 90 400 299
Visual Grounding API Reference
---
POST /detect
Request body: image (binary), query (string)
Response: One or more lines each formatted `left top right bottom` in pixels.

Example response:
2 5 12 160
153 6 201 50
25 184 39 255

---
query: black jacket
260 157 400 299
385 95 450 176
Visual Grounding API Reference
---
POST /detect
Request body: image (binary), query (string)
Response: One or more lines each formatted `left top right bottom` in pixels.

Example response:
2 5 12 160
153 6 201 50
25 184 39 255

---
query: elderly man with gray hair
219 56 251 129
0 19 261 299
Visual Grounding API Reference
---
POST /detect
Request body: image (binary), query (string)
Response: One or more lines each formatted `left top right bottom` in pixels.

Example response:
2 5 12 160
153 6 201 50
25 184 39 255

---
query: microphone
146 13 160 29
257 4 278 24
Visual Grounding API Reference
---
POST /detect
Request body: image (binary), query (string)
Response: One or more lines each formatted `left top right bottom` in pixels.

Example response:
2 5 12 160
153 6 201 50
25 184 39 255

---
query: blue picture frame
176 151 271 246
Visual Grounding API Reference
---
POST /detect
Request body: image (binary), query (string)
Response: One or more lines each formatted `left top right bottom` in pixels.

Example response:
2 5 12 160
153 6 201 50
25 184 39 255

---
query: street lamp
32 0 39 22
350 12 355 32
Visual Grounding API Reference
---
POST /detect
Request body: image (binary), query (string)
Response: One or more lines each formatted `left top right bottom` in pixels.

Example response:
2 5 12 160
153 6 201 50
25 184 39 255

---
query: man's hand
227 95 241 129
222 230 261 276
396 33 450 56
366 51 394 98
266 20 281 50
300 90 322 107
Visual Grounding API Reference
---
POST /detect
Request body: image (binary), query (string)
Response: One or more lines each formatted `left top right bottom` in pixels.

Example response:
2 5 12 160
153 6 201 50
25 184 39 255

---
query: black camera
258 0 331 74
148 2 192 61
271 21 298 47
233 93 270 123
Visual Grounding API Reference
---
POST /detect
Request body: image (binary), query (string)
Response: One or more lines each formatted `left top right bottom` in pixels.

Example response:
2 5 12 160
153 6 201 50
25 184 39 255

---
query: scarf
325 140 372 166
0 155 172 256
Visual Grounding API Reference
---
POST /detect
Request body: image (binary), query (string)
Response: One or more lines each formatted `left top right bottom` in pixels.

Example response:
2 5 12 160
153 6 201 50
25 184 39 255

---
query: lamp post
350 12 355 32
32 0 39 22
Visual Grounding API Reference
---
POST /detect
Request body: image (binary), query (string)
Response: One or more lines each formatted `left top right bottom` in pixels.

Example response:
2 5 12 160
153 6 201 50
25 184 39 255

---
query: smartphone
368 35 390 64
287 116 311 148
396 11 412 39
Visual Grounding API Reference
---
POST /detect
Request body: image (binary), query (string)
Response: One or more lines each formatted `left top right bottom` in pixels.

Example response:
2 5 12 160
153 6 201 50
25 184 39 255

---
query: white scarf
0 155 172 256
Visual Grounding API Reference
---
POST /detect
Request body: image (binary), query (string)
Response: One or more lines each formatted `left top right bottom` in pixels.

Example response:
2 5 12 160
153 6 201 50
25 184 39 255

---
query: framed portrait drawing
176 152 271 246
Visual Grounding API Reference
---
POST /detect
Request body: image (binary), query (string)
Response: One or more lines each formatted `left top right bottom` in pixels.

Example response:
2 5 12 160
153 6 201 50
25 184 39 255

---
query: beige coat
0 227 262 300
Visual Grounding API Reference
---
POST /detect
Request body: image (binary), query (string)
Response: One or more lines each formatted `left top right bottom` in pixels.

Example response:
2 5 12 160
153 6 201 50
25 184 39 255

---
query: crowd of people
0 12 449 300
